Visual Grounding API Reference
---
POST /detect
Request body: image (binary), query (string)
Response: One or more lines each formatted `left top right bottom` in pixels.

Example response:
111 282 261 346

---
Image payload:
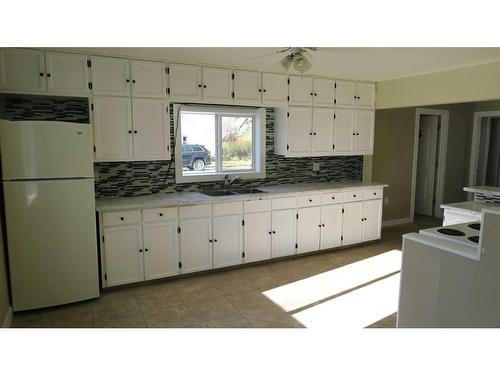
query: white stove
419 221 481 249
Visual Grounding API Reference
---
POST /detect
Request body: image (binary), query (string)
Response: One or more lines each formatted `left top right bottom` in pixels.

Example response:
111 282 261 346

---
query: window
174 105 266 183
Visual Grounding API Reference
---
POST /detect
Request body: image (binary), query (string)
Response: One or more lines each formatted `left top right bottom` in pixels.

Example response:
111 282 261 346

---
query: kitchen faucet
224 174 240 191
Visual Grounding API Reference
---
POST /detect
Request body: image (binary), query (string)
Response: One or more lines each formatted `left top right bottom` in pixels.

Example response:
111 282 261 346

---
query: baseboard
1 306 12 328
382 217 413 228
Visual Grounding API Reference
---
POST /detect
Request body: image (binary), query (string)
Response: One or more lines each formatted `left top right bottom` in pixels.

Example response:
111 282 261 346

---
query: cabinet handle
145 248 148 252
126 79 130 83
263 89 267 92
272 231 276 234
209 239 213 243
353 194 357 197
46 73 51 78
314 93 317 96
318 224 321 228
353 132 356 136
309 199 312 202
203 85 207 88
373 192 377 196
309 132 313 135
214 239 218 242
159 213 163 216
120 217 124 220
331 196 335 200
39 72 44 77
310 92 314 96
268 231 272 235
198 84 202 88
313 132 317 135
139 249 143 252
128 130 132 134
132 80 136 83
134 130 138 134
322 224 325 227
258 89 262 92
356 132 359 136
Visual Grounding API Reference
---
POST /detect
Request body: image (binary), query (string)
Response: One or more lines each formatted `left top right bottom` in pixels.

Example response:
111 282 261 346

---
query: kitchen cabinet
0 49 45 92
288 75 313 106
271 209 297 258
297 206 321 253
93 96 133 161
103 225 144 287
362 199 382 241
202 67 233 103
233 70 261 105
355 82 376 108
278 106 313 157
333 109 355 154
313 78 335 107
212 214 243 268
179 217 213 273
44 52 89 95
354 110 375 153
131 98 170 160
342 201 363 245
261 72 288 107
90 56 130 96
168 63 202 101
130 60 167 98
320 204 343 250
312 107 335 155
243 211 271 263
333 108 374 155
143 221 179 280
335 80 375 109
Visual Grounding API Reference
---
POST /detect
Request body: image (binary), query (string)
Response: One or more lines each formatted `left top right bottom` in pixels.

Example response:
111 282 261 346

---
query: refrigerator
0 119 100 311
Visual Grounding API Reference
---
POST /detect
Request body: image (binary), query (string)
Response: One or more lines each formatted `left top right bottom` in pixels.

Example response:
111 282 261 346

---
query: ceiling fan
276 47 317 73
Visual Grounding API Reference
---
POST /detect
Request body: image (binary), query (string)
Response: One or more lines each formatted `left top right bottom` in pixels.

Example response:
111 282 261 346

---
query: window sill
175 170 265 184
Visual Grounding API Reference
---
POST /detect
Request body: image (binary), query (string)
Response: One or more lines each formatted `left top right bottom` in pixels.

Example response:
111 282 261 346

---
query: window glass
221 115 253 171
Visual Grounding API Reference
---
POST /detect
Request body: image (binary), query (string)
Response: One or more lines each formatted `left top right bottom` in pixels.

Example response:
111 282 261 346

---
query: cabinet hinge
167 87 171 95
296 213 299 219
231 73 235 80
167 145 170 151
242 252 245 258
334 99 337 104
334 113 336 119
178 262 182 268
287 78 290 84
332 144 335 150
341 235 343 241
88 82 93 90
342 208 345 214
286 144 290 150
102 235 105 242
166 106 169 114
93 145 96 153
335 83 337 88
231 92 235 98
86 59 91 68
242 219 245 226
166 67 170 75
177 226 181 234
287 112 290 118
91 103 94 111
287 95 290 102
104 273 107 281
295 243 298 249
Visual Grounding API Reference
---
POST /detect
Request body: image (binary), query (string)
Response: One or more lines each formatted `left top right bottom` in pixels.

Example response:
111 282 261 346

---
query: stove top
420 221 481 249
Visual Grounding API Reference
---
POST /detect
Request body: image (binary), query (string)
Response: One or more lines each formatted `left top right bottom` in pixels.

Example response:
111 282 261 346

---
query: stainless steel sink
200 188 267 197
232 188 267 195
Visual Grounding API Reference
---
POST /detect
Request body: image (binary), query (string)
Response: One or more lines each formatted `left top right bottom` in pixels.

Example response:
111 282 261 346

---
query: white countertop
441 200 500 214
95 181 389 211
463 186 500 195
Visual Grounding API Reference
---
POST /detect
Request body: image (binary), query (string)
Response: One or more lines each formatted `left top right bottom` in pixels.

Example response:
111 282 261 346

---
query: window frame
174 104 266 183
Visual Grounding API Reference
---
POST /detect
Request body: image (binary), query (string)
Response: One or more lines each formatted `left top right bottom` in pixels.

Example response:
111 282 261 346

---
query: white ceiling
60 47 500 82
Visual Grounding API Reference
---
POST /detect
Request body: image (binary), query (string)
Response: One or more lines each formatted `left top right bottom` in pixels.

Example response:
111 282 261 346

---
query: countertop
463 186 500 195
95 181 389 212
440 200 500 214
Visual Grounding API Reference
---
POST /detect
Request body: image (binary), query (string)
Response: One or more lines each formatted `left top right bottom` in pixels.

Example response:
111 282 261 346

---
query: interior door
213 215 243 268
335 80 356 107
363 199 382 241
45 52 89 95
93 96 133 161
202 67 232 103
288 75 313 106
168 64 202 101
313 78 335 107
297 206 321 253
334 109 355 154
354 110 375 153
0 48 45 92
90 56 130 96
356 82 375 108
131 60 167 98
287 106 312 156
243 211 271 262
132 98 170 160
415 115 439 216
179 218 212 274
342 201 363 245
233 70 261 105
143 221 179 280
271 209 297 258
320 204 343 250
312 107 335 155
261 73 288 107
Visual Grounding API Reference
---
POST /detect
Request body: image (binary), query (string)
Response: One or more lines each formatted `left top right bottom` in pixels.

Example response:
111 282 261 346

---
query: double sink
201 188 267 197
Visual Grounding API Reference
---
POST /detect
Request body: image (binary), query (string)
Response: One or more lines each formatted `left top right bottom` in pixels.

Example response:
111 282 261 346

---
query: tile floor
10 215 441 328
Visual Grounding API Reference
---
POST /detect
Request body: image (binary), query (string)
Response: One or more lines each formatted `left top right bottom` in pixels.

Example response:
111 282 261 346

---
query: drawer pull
353 194 356 198
331 196 335 200
159 213 163 216
120 217 124 221
309 199 312 202
373 192 377 195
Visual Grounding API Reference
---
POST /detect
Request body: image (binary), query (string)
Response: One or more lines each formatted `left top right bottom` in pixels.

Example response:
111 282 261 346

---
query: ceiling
61 47 500 82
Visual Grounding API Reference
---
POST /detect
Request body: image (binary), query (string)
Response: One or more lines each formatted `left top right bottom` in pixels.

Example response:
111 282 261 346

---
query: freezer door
0 120 93 179
4 179 99 311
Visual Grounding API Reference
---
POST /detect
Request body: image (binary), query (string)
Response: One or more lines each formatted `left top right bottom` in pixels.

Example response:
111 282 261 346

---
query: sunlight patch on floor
262 250 401 312
292 273 400 329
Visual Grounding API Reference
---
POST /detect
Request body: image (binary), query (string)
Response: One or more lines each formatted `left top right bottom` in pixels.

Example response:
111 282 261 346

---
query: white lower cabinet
243 211 271 263
297 206 321 253
142 221 179 280
320 204 343 250
212 214 243 268
342 201 363 246
271 209 297 258
179 217 213 274
362 199 382 241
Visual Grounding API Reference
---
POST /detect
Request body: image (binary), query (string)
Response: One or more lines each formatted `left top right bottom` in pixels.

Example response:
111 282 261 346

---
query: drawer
364 189 383 200
243 198 271 213
321 191 343 205
343 190 363 202
272 196 297 210
143 207 177 222
102 210 141 226
298 194 322 207
213 201 242 216
179 204 211 219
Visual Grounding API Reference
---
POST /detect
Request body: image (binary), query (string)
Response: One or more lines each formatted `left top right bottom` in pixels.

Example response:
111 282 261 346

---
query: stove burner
468 236 479 244
468 223 481 231
437 228 466 236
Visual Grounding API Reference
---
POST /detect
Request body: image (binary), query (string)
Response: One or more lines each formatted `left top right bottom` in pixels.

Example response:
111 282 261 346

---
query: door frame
468 110 500 199
410 108 449 220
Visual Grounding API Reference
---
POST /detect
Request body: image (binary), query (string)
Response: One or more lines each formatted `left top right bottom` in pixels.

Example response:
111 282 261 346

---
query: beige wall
376 61 500 109
474 100 500 112
0 214 11 327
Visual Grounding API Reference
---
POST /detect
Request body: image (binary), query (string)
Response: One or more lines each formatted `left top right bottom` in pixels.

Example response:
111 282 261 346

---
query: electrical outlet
384 197 389 205
312 162 320 172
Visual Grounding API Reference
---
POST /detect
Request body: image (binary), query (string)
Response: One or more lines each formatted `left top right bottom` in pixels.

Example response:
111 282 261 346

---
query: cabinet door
243 211 271 263
90 56 130 96
313 78 335 107
132 98 170 160
271 209 297 258
104 225 144 287
233 70 261 105
356 82 375 108
93 96 133 161
179 218 212 274
320 204 343 250
354 110 375 153
334 109 355 154
312 107 334 155
342 201 363 245
213 215 243 268
45 52 89 95
335 80 356 108
168 63 202 101
131 60 167 98
261 73 288 107
288 75 313 106
143 221 179 280
202 67 232 103
0 49 45 92
287 106 312 156
297 206 321 254
363 199 382 241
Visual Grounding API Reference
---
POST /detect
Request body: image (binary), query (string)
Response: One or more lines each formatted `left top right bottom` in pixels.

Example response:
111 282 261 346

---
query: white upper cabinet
143 221 179 280
312 107 334 155
288 75 313 106
261 73 288 107
131 98 170 160
168 63 202 101
271 209 297 258
333 109 355 154
93 96 133 161
202 67 232 103
287 106 313 156
130 60 167 98
356 82 376 108
44 52 89 95
0 49 45 92
313 78 335 107
233 70 261 105
90 56 130 96
335 80 357 108
354 110 375 154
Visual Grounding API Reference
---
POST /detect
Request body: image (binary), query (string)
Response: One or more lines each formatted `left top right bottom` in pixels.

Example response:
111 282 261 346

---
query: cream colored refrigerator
0 120 99 311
